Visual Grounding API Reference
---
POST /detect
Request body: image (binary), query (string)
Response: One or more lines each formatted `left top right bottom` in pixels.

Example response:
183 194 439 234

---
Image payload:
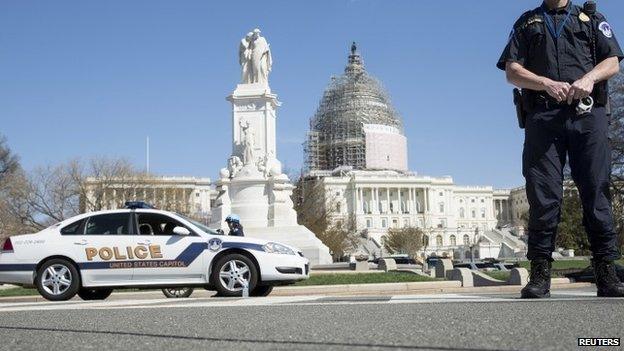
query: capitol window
392 219 399 228
450 235 457 246
366 218 372 228
381 218 388 228
403 218 409 227
436 235 443 246
439 191 443 197
463 235 470 245
460 208 465 218
481 208 486 218
471 209 476 218
439 203 445 213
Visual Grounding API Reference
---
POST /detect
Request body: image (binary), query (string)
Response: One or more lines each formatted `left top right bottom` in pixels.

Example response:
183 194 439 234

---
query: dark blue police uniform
497 2 623 262
229 223 245 237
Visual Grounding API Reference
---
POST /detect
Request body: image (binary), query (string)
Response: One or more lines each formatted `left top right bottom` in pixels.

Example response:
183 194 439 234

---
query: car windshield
176 214 221 235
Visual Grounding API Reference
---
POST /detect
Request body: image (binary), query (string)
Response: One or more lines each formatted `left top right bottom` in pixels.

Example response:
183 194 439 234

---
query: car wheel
77 288 113 301
250 285 273 297
35 258 80 301
211 253 258 297
162 287 194 298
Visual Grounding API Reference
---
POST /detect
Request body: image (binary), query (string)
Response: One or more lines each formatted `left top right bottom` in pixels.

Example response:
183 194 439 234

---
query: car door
64 212 137 286
130 212 207 284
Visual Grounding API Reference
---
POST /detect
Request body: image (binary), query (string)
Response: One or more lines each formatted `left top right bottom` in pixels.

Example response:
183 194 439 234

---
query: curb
271 280 592 296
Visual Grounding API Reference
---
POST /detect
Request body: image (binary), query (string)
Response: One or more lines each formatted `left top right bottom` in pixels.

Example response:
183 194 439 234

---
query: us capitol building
301 44 528 260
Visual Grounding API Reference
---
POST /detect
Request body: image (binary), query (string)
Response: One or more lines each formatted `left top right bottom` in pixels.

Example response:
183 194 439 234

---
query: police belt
532 92 605 110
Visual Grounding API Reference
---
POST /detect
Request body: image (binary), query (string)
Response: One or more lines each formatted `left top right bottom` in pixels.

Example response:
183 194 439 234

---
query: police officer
498 0 623 298
225 214 244 237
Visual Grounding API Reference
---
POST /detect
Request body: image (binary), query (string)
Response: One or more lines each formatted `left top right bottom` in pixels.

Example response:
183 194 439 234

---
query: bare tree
316 221 359 261
71 157 145 212
0 136 19 183
383 227 424 258
609 65 624 251
293 176 359 260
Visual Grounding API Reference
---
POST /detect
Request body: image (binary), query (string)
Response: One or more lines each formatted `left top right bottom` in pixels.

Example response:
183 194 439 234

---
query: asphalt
0 287 622 351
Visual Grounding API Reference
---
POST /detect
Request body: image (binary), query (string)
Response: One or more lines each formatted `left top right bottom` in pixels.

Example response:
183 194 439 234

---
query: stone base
244 226 333 266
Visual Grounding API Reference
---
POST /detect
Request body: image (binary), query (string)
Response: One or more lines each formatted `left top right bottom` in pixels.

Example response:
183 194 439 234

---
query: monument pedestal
210 83 332 265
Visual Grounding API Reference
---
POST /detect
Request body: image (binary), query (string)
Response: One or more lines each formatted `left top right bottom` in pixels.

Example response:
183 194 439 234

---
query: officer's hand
567 77 594 105
543 79 570 103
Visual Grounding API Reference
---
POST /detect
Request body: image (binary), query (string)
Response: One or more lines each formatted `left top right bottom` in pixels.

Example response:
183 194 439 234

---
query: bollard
242 280 249 298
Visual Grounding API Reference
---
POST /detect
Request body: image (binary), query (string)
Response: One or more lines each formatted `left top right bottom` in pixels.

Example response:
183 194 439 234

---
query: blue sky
1 0 623 189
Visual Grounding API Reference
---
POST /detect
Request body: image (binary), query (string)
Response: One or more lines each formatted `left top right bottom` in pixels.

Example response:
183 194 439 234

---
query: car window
136 213 192 236
176 213 220 235
60 219 85 235
85 213 131 235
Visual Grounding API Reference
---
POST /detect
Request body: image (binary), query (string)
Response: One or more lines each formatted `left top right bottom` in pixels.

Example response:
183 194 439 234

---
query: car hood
215 235 301 253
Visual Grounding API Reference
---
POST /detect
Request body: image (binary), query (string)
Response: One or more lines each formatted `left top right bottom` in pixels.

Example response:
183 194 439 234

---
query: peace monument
210 29 332 265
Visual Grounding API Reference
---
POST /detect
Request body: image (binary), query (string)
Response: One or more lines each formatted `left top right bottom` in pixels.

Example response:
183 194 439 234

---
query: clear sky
1 0 623 189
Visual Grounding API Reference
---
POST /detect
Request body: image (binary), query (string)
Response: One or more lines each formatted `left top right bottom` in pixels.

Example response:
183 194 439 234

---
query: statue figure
239 32 253 84
240 120 256 165
264 150 282 177
249 28 272 85
227 156 243 178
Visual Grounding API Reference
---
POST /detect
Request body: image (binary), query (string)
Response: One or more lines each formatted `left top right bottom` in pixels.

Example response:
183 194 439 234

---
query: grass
293 272 438 286
0 286 39 297
483 271 510 281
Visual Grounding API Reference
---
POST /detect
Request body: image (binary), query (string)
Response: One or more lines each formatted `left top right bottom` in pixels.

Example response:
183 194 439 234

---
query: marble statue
240 120 256 165
239 32 253 84
239 28 272 85
227 156 243 178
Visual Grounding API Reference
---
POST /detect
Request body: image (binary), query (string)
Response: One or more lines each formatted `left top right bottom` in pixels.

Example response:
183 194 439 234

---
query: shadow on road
0 325 517 351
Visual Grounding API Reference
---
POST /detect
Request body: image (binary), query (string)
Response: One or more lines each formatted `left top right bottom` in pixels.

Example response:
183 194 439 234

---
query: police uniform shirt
497 1 623 84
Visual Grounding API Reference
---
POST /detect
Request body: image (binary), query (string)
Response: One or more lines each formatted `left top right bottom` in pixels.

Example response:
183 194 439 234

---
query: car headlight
263 242 295 255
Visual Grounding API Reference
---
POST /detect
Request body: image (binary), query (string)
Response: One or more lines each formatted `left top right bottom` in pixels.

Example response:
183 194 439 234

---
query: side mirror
173 226 191 236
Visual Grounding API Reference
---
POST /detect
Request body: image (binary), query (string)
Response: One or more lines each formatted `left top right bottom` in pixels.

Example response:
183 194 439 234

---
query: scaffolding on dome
304 42 404 174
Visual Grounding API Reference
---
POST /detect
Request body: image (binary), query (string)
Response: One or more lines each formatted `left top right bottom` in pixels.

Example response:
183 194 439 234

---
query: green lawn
294 272 438 286
483 271 510 281
0 287 39 297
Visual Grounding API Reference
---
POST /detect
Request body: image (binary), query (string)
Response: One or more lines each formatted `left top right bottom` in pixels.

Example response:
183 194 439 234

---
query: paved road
0 287 622 351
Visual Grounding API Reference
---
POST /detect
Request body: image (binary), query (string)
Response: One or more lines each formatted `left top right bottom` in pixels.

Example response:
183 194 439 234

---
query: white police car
0 202 309 301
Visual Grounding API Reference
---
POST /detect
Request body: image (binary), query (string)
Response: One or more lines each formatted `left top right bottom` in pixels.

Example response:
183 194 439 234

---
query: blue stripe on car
0 263 37 271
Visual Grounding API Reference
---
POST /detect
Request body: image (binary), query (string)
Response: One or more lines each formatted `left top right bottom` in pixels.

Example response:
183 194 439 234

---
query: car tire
77 288 113 301
211 253 258 297
250 285 273 297
35 258 80 301
162 287 194 298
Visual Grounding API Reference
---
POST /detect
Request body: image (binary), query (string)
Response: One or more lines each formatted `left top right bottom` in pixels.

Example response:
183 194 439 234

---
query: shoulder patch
599 21 613 38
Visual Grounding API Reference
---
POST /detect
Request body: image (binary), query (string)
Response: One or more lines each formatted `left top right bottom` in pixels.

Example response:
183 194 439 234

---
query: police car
0 202 309 301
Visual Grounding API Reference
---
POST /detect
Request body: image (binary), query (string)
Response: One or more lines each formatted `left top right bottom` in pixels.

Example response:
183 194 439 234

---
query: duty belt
533 94 566 109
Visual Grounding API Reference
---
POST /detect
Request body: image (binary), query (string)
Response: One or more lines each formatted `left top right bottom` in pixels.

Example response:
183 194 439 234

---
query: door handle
73 239 88 246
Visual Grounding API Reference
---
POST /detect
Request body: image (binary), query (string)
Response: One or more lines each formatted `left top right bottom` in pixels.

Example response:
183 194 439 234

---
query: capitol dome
305 43 408 173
